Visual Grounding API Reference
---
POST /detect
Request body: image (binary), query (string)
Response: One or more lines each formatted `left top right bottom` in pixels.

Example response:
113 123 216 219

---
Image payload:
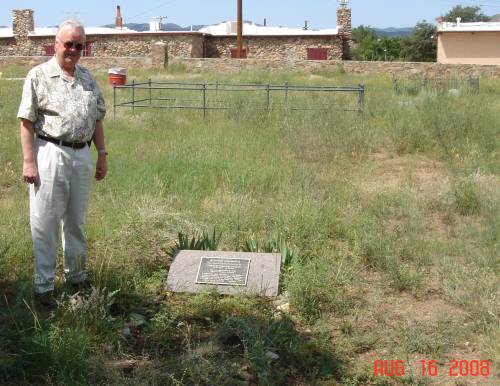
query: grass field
0 64 499 385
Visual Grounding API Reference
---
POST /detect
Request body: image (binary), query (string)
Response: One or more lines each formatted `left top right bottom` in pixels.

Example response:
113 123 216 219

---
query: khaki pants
30 138 93 293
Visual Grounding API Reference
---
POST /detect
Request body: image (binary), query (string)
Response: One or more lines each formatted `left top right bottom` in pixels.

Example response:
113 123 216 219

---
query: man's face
54 27 84 70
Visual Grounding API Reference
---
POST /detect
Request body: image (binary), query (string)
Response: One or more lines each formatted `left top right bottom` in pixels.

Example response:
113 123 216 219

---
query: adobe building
0 4 352 62
437 18 500 65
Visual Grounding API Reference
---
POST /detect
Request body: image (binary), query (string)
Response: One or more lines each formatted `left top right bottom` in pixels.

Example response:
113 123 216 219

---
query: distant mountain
374 27 413 37
103 23 205 32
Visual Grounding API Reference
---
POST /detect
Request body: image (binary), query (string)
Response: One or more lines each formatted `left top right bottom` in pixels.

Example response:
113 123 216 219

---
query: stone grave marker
166 250 281 297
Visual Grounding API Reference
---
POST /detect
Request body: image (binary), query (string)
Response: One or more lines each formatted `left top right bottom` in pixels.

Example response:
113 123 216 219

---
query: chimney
337 2 351 37
303 20 309 31
336 0 352 60
263 18 267 27
115 5 123 28
12 9 34 38
456 17 461 26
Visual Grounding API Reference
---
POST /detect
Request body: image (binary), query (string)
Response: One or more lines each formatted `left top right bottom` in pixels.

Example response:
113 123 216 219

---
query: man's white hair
56 19 86 41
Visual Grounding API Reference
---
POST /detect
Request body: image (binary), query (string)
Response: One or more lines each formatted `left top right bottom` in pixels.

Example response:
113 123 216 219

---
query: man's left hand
95 155 107 181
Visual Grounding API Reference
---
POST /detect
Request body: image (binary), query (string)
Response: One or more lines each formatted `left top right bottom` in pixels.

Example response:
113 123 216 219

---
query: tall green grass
1 67 498 384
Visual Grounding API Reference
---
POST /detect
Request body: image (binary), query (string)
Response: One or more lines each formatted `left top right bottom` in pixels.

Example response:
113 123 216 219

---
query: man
18 19 107 309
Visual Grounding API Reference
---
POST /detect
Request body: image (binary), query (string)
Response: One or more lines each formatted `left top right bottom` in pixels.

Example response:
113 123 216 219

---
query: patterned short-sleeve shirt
17 57 106 142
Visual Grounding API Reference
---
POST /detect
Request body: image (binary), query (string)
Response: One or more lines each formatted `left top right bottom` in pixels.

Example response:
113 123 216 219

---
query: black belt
37 134 91 149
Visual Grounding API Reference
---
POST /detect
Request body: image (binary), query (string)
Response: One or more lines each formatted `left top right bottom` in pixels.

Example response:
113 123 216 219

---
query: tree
351 25 379 60
351 25 402 61
400 21 436 62
378 36 402 61
443 5 490 22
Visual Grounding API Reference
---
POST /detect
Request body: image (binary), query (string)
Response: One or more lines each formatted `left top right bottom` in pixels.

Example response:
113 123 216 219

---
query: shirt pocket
82 90 97 117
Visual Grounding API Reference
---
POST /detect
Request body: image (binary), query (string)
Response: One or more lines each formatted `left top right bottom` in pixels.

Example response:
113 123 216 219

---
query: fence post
132 79 135 114
149 78 152 105
202 83 206 118
266 83 270 110
391 75 398 95
284 81 288 108
358 84 365 113
421 76 428 92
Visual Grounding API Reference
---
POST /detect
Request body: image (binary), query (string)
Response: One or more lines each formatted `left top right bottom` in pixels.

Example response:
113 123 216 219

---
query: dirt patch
385 291 466 324
427 211 452 242
0 186 8 201
363 152 449 196
357 269 463 325
361 152 453 242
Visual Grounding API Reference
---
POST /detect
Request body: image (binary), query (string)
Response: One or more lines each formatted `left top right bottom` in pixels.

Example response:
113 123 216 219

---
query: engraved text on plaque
196 257 251 286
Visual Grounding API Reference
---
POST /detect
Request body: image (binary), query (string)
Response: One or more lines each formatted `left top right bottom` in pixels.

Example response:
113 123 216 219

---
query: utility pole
237 0 243 58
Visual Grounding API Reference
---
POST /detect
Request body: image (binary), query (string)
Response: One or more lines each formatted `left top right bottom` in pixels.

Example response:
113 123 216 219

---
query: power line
127 0 179 22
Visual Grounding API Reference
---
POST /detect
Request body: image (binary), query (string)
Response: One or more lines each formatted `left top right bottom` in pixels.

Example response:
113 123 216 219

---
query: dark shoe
69 279 92 292
34 291 57 310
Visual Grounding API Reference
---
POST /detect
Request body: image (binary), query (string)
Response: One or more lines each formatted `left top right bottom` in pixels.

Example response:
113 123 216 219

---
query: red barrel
108 73 126 85
108 68 127 86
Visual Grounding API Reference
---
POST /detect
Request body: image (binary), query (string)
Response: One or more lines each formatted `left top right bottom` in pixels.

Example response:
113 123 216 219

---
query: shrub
453 177 481 216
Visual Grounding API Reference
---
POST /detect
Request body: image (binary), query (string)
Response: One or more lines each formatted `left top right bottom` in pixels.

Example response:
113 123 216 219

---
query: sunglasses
61 41 84 51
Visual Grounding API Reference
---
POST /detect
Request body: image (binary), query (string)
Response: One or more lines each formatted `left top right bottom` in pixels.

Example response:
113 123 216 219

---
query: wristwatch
98 149 108 156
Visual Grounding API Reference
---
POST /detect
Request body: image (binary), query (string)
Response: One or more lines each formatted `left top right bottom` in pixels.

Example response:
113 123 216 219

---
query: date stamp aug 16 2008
373 359 493 378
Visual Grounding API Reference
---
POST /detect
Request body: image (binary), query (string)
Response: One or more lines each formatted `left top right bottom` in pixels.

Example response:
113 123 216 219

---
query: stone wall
0 35 52 56
0 56 47 69
0 56 152 72
171 58 500 78
0 38 16 55
0 33 342 61
206 35 343 60
0 33 204 58
4 56 500 79
341 60 500 77
86 33 204 58
90 35 152 57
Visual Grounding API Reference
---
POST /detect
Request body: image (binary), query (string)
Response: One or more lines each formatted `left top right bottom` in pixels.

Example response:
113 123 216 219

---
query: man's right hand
19 119 38 186
23 161 39 186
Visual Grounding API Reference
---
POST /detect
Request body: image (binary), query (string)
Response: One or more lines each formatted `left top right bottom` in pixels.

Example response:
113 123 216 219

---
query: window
307 48 328 60
43 45 55 56
82 41 93 57
230 48 247 59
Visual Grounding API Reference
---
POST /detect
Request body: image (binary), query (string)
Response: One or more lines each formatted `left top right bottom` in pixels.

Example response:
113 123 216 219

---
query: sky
1 0 500 30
